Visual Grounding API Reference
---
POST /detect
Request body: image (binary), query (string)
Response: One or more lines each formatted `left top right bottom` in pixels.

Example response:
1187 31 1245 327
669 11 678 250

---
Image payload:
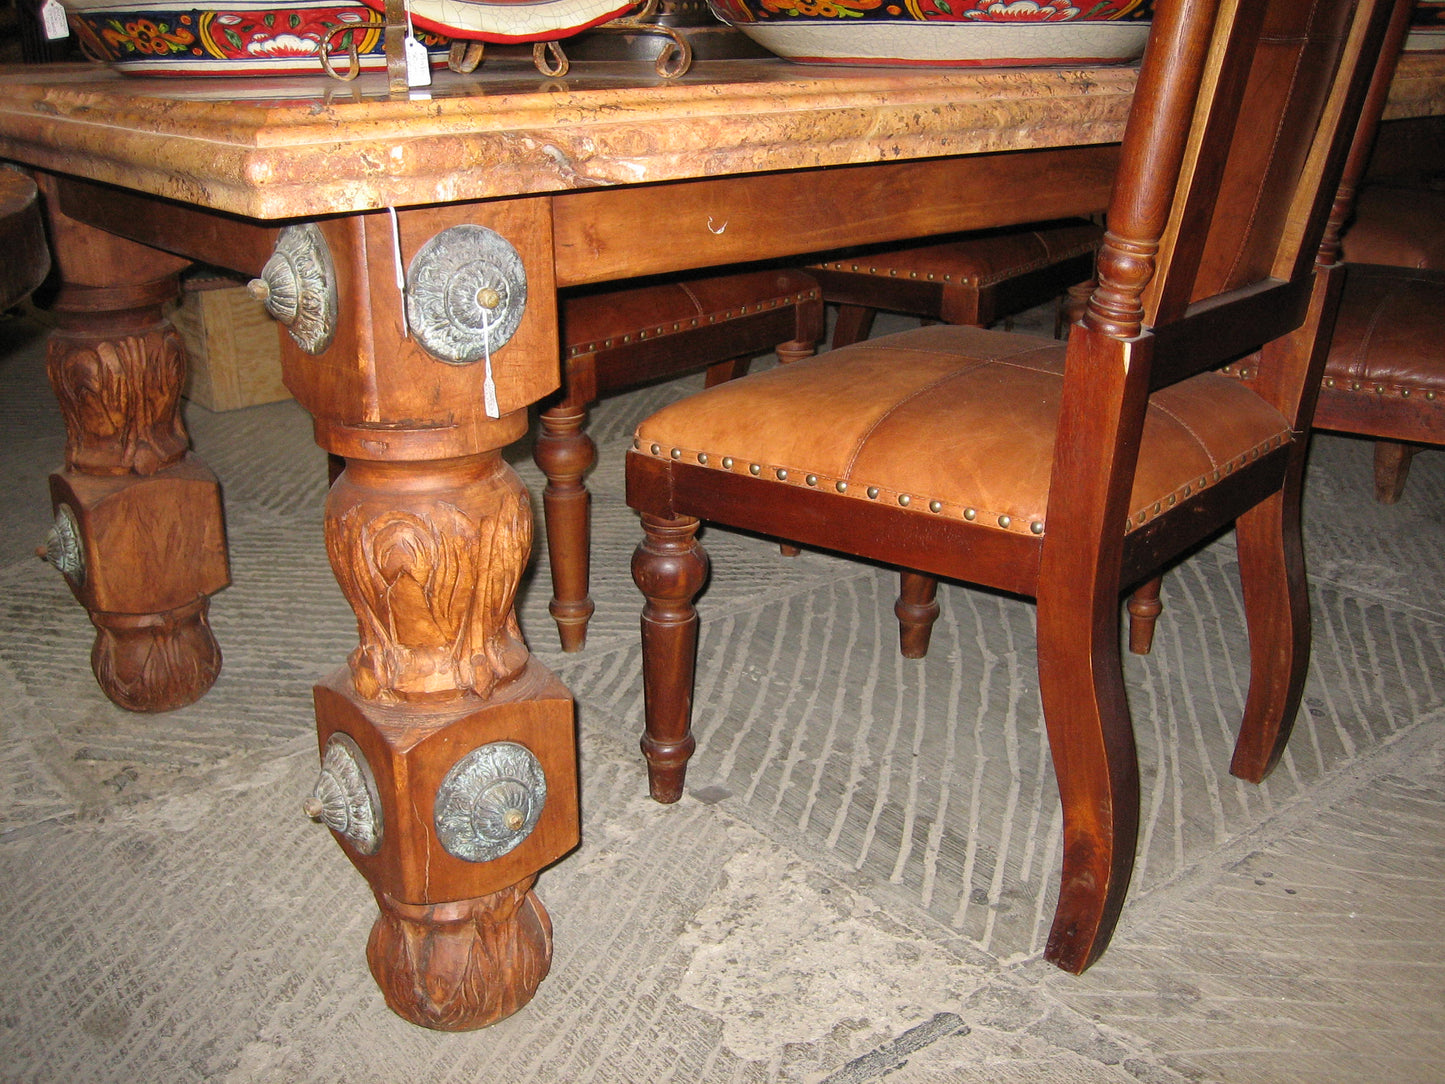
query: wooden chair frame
627 0 1395 974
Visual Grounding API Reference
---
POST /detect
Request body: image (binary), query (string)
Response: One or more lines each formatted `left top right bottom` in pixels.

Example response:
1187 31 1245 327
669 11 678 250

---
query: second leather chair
535 268 823 651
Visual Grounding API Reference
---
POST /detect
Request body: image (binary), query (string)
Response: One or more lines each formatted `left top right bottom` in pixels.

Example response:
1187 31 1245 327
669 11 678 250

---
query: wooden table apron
3 55 1441 1031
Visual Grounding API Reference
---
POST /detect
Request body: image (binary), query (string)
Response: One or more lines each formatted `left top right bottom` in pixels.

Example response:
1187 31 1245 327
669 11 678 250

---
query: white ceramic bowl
705 0 1151 68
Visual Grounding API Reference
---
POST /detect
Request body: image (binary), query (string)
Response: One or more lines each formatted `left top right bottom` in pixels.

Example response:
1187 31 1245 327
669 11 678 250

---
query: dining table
2 46 1442 1031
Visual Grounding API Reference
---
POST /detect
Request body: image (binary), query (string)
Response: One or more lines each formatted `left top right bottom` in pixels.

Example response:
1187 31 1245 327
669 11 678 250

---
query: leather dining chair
625 0 1395 975
1126 0 1438 656
1313 0 1445 504
809 219 1103 650
807 218 1103 350
535 268 822 650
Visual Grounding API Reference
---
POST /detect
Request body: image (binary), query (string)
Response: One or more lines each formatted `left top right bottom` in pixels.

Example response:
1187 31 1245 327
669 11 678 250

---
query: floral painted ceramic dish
706 0 1151 68
64 0 451 74
361 0 636 42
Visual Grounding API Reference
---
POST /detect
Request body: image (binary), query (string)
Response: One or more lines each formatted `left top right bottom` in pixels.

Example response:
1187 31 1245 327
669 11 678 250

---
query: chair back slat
1087 0 1392 364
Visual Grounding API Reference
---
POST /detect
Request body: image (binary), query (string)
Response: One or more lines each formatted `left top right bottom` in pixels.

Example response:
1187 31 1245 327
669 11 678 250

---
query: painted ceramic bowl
1407 0 1445 53
362 0 637 42
64 0 452 75
705 0 1151 68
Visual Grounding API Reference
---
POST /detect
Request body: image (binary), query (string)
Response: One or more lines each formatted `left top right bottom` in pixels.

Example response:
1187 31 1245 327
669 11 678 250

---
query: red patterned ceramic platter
706 0 1151 67
64 0 451 74
361 0 636 42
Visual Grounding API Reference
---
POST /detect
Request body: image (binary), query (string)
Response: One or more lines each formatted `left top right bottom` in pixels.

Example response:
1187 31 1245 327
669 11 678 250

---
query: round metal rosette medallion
406 224 527 365
434 741 547 863
250 222 339 356
43 504 85 586
305 732 383 855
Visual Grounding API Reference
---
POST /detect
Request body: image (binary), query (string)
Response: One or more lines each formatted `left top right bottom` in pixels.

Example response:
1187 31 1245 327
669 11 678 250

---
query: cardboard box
174 274 289 411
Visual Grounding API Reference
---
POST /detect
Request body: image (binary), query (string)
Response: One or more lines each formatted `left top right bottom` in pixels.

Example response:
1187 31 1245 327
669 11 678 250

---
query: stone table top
1 54 1438 221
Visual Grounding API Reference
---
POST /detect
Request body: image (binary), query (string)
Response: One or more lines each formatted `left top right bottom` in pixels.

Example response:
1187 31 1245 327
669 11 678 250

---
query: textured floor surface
2 305 1443 1083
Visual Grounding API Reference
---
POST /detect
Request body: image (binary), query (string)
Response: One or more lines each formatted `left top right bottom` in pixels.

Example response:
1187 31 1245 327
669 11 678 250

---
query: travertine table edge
2 54 1440 1030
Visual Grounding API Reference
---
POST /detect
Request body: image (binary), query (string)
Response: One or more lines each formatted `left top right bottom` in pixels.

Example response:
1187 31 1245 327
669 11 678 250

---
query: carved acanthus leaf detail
46 323 188 475
326 459 532 703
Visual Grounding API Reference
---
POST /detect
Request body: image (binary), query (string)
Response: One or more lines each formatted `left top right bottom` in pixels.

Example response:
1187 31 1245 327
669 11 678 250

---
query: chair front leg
1126 576 1164 655
633 513 710 803
1230 488 1309 783
1036 591 1140 974
1372 440 1417 504
895 569 941 659
535 401 597 651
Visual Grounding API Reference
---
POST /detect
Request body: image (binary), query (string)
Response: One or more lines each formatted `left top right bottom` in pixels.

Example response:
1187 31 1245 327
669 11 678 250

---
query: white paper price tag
403 0 431 88
404 35 431 88
40 0 70 40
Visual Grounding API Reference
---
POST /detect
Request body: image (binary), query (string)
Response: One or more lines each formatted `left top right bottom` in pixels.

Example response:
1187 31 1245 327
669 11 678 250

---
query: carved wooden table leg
312 453 577 1029
38 185 228 712
279 207 579 1029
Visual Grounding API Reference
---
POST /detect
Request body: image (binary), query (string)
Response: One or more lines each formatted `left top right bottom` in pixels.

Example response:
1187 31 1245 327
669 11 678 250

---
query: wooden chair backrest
1085 0 1394 387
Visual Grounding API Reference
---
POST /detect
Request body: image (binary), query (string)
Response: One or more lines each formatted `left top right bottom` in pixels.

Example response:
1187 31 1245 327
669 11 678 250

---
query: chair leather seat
1340 186 1445 269
809 222 1103 288
1320 265 1445 394
563 269 821 357
635 324 1291 538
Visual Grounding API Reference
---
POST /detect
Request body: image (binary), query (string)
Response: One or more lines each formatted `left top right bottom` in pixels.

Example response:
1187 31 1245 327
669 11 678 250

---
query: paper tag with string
387 207 409 339
403 0 432 89
39 0 69 39
479 306 500 419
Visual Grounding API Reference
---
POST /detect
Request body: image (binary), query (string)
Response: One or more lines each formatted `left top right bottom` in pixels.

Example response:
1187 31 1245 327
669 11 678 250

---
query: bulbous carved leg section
633 514 709 804
534 403 597 652
367 878 553 1031
90 597 222 713
46 316 189 476
895 569 941 660
326 454 532 703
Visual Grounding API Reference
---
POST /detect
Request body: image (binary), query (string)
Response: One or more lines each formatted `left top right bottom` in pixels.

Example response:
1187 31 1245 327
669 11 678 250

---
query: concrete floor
2 306 1443 1083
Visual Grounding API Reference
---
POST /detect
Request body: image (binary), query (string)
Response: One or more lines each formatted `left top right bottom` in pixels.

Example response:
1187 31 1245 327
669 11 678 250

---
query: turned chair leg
1373 440 1417 504
534 401 598 651
633 513 709 803
1056 280 1095 338
1126 576 1164 656
895 569 941 659
773 340 815 558
1230 489 1309 783
1035 583 1140 975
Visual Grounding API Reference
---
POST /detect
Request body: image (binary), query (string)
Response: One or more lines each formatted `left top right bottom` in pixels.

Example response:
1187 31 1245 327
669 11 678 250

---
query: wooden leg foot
89 597 222 712
368 881 553 1031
